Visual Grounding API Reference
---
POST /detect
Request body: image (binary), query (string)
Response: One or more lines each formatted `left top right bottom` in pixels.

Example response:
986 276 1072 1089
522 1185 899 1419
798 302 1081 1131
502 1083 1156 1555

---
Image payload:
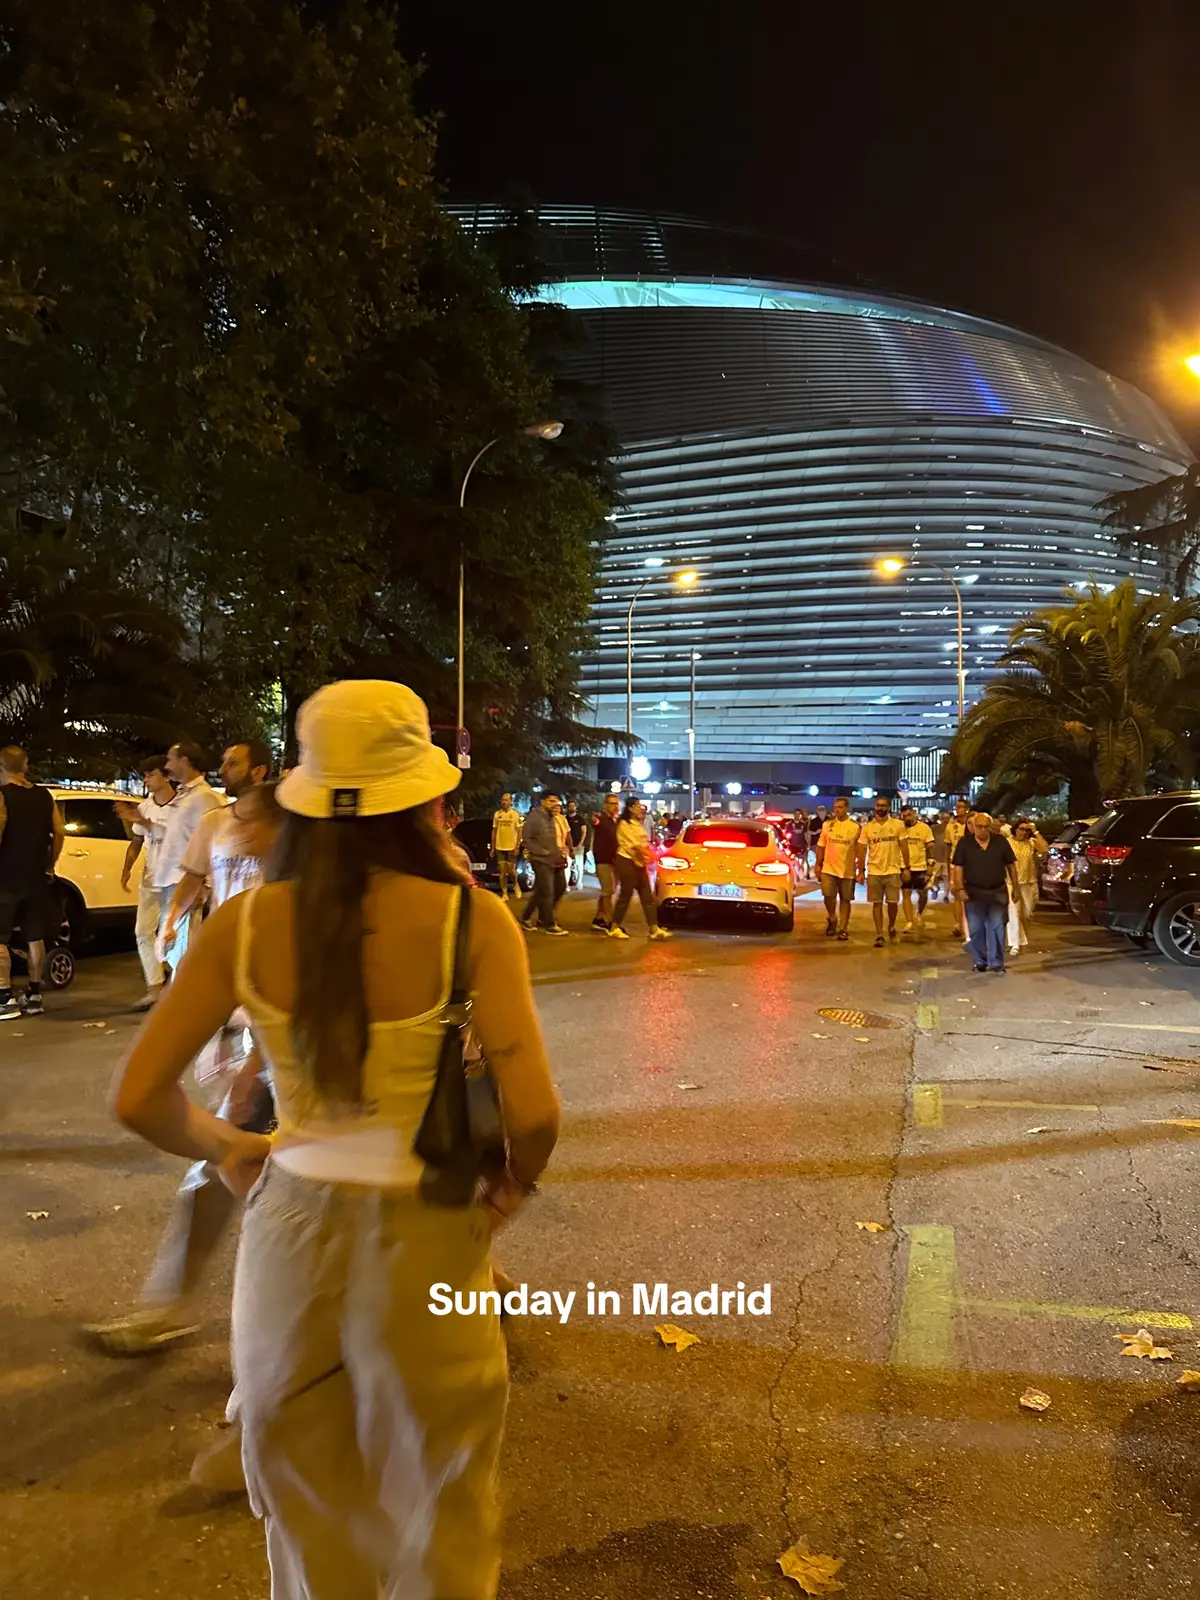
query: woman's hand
217 1129 273 1197
478 1170 532 1232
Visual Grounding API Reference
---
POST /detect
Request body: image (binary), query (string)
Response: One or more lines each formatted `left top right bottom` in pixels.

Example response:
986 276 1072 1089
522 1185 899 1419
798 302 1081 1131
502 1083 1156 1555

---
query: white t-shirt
152 776 224 886
179 804 263 910
1009 837 1041 885
902 820 935 872
133 795 176 889
863 817 906 876
492 808 522 853
818 817 860 879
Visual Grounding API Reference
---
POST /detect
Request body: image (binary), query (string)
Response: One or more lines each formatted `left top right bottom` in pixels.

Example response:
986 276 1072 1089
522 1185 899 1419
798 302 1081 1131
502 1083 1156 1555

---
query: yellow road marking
1099 1023 1200 1036
949 1098 1100 1113
912 1083 944 1127
915 1002 939 1031
1152 1118 1200 1130
959 1298 1192 1330
892 1224 958 1369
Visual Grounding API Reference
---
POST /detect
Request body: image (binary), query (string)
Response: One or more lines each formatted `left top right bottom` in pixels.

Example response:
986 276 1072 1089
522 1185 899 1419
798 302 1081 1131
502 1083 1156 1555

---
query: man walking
590 791 621 931
789 807 813 878
520 792 570 935
86 770 281 1359
159 741 272 943
951 810 1019 973
157 742 222 967
857 795 910 948
490 792 523 900
815 796 860 940
0 746 64 1021
565 799 587 888
900 804 935 931
118 756 177 1010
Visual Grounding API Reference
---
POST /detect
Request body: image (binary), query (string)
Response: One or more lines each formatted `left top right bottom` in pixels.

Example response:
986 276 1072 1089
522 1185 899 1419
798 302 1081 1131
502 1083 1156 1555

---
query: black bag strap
449 884 472 1007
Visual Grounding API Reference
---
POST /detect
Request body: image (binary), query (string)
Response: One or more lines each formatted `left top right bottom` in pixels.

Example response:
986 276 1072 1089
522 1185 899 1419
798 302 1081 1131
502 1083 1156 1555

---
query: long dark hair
268 800 470 1106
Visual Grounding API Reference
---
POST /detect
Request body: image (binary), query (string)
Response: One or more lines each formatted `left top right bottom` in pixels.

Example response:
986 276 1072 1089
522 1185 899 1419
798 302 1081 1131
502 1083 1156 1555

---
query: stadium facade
454 205 1192 799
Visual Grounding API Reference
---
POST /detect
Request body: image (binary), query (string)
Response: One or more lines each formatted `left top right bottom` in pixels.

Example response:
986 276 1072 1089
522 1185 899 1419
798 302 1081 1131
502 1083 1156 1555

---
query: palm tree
0 530 192 777
1100 464 1200 593
940 581 1200 815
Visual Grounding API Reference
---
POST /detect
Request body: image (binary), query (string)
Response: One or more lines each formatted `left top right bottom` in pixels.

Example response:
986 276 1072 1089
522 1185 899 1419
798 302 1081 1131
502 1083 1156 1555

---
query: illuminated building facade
454 205 1191 792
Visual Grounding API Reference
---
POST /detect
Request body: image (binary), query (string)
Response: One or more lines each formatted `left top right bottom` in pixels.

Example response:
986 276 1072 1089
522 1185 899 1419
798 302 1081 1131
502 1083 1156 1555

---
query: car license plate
470 861 488 872
699 883 746 900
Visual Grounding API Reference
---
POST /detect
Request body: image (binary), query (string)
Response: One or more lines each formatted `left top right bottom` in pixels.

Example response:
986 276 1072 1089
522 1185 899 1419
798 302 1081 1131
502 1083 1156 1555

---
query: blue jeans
965 893 1007 969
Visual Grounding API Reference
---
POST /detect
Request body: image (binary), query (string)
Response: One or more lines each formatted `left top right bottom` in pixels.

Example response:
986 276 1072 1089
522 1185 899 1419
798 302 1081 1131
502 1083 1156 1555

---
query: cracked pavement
2 893 1200 1596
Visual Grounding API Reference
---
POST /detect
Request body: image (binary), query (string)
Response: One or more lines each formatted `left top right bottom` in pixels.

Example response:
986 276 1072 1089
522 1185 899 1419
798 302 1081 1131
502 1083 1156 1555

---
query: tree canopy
0 0 613 784
1100 464 1200 594
939 581 1200 815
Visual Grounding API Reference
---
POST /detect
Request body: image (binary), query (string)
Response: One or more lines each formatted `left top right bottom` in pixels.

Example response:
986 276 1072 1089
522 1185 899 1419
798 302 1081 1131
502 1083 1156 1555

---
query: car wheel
58 885 88 950
45 945 76 989
776 910 795 933
1152 893 1200 966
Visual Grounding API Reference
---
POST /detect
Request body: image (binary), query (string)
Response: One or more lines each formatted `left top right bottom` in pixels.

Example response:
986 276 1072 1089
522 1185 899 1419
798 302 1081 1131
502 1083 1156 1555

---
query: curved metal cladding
453 206 1192 769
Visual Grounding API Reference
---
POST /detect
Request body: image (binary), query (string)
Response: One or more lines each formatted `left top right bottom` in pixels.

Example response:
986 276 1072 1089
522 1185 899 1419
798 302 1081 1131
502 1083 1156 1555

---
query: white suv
50 787 143 943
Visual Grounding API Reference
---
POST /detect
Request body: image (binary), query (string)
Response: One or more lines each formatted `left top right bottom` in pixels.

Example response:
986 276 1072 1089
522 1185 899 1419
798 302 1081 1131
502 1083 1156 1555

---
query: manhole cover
816 1007 901 1029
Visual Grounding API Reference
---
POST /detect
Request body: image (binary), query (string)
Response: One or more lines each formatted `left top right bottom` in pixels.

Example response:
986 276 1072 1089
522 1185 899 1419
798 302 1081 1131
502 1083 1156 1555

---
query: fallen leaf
1025 1126 1055 1135
677 1083 701 1091
1118 1328 1174 1360
655 1323 700 1352
25 1211 48 1220
778 1537 846 1594
856 1221 889 1232
854 1035 871 1043
11 1032 23 1037
104 1029 117 1036
82 1021 105 1029
955 998 972 1005
1139 1001 1154 1006
1019 1387 1052 1412
1177 1371 1200 1391
811 1032 831 1039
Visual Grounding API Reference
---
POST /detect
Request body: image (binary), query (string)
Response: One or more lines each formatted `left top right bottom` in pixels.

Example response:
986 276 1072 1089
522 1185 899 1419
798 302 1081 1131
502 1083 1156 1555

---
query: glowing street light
625 567 702 742
1185 354 1200 378
456 421 564 765
876 555 965 727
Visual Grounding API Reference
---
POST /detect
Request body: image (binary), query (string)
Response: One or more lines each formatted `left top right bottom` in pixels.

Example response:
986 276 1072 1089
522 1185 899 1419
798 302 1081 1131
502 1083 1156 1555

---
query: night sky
398 1 1200 440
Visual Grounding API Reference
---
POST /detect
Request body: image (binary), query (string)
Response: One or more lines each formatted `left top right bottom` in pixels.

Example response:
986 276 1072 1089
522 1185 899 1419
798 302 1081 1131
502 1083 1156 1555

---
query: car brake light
1085 844 1131 863
754 862 791 876
658 855 689 872
702 839 746 849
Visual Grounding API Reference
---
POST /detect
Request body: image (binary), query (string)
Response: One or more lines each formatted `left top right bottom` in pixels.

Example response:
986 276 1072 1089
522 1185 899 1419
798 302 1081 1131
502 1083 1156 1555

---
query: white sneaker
648 926 672 940
608 926 630 940
538 924 569 937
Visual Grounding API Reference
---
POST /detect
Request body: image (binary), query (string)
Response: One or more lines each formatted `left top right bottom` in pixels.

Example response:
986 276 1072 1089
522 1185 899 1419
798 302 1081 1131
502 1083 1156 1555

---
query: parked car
50 787 143 945
1039 818 1098 907
654 818 797 931
452 818 534 896
1068 793 1200 965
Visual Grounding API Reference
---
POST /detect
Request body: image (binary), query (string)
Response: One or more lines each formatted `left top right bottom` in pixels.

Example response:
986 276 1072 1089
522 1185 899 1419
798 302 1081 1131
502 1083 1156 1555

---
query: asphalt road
3 885 1200 1598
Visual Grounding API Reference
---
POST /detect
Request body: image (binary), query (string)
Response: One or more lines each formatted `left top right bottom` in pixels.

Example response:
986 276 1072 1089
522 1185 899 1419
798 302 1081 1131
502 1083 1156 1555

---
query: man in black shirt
0 746 65 1020
950 810 1019 973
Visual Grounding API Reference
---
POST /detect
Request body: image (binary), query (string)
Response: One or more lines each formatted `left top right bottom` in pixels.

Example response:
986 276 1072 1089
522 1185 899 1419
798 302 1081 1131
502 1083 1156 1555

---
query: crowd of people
0 708 1057 1595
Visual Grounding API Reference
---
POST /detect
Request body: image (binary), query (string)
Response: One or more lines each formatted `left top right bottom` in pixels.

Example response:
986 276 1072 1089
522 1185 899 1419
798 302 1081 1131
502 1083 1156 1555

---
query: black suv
1069 793 1200 965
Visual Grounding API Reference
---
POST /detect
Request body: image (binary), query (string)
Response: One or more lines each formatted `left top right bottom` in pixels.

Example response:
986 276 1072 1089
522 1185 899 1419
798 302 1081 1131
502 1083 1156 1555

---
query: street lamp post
624 566 700 748
877 556 965 728
688 650 699 816
457 421 564 766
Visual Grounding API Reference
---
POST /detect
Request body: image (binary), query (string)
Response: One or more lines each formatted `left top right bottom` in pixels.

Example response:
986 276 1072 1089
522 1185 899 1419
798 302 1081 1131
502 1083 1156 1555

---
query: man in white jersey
86 744 280 1359
900 804 936 931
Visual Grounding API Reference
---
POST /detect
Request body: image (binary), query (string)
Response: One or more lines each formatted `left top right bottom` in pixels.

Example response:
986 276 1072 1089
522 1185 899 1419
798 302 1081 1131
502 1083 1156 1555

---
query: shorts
0 882 61 945
907 870 928 891
494 850 517 865
867 872 901 904
820 873 854 905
